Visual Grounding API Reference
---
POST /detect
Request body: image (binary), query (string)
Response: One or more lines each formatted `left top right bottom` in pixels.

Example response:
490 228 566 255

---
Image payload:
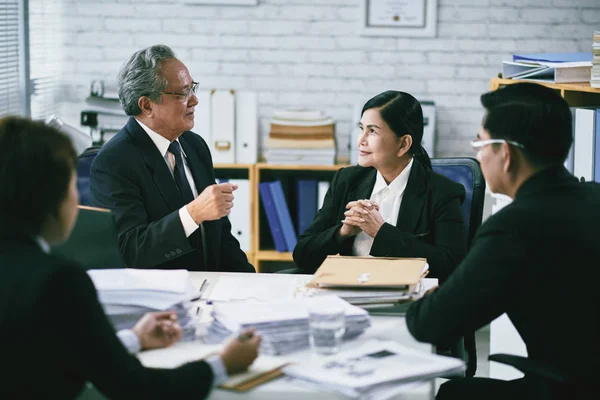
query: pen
190 279 208 302
238 331 253 342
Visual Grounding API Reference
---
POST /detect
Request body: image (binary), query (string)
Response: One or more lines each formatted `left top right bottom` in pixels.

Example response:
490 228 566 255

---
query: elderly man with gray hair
90 44 254 273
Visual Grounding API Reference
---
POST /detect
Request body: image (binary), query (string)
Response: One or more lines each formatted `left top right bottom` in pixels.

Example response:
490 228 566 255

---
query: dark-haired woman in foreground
293 91 466 282
0 117 260 399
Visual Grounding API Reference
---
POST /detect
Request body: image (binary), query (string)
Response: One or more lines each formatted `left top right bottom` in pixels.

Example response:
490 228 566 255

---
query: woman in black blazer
293 91 466 282
0 117 260 399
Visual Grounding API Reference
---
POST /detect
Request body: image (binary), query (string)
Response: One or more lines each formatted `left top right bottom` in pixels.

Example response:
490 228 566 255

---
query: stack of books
265 109 336 165
87 269 202 340
592 31 600 88
206 296 371 355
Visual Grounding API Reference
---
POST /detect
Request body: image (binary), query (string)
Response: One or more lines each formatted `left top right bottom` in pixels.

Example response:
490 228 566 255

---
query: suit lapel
126 118 183 211
346 168 377 205
396 160 427 232
179 132 215 270
179 133 211 193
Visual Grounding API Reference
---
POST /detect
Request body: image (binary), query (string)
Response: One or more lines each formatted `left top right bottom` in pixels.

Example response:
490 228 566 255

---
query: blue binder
258 182 287 252
269 180 298 252
296 179 318 236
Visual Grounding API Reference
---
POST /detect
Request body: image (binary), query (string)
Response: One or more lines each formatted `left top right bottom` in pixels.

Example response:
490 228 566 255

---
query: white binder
227 178 251 251
573 107 596 182
211 90 236 164
193 90 212 145
420 101 436 157
235 91 258 164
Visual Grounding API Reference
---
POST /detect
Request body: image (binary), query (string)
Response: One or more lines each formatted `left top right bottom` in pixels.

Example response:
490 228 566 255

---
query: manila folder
309 255 427 289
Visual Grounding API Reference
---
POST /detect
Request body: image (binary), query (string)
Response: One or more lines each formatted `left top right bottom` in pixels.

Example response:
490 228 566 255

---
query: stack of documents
283 339 465 399
501 52 592 83
265 108 336 165
304 256 429 308
88 269 202 340
206 296 371 355
592 31 600 88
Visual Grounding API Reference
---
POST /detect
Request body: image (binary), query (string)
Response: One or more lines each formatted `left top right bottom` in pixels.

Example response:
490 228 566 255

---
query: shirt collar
372 157 414 197
135 119 187 158
35 236 50 254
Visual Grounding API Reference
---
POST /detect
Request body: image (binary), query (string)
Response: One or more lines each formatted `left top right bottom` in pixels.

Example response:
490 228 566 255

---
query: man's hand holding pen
220 328 262 374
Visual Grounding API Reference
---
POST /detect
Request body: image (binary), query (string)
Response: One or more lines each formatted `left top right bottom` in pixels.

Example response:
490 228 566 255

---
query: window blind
29 0 60 121
0 0 24 118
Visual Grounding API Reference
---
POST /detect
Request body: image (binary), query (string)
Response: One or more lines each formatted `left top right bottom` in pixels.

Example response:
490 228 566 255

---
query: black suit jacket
406 167 600 387
90 118 253 272
293 160 466 281
0 239 214 399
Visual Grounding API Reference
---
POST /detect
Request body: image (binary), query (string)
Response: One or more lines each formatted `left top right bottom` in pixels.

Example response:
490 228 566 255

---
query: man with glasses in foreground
406 82 599 399
90 45 254 272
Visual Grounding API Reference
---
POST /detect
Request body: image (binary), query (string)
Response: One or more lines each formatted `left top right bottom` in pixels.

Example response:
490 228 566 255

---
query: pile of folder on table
303 255 430 311
283 339 465 399
206 295 371 355
88 269 201 341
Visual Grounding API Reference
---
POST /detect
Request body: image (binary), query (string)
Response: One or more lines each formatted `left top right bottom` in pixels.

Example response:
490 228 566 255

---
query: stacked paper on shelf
88 269 201 340
501 52 592 83
206 296 371 355
592 31 600 88
265 108 336 165
283 339 465 399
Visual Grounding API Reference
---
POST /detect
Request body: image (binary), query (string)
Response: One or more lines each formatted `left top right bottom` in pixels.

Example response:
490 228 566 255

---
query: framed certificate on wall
360 0 437 37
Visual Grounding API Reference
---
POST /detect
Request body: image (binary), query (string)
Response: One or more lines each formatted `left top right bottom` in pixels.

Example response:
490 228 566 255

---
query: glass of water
308 306 346 355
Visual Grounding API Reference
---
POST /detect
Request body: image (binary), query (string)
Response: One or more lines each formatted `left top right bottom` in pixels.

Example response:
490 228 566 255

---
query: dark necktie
168 141 195 204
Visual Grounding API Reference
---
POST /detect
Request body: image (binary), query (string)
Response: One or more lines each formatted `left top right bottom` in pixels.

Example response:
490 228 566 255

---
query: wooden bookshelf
490 78 600 94
213 163 349 272
253 163 348 272
490 78 600 107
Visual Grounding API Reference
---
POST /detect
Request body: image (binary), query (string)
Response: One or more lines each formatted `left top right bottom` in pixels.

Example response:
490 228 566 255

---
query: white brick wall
47 0 600 158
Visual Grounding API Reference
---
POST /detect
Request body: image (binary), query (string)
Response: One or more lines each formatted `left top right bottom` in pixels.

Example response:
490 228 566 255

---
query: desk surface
177 272 434 400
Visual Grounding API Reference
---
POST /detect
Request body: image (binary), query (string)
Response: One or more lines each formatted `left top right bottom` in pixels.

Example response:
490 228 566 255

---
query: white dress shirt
136 119 200 238
352 158 414 256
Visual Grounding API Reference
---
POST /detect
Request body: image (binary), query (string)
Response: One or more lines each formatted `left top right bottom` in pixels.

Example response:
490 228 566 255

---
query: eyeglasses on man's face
470 138 526 152
161 81 199 102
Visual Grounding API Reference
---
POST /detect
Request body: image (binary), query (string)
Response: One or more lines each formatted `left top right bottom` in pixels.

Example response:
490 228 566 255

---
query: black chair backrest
52 205 125 270
431 157 486 249
77 146 102 206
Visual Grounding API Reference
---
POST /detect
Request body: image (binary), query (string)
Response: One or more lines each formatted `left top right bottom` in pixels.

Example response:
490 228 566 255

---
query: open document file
88 269 202 339
138 341 289 391
283 339 465 399
206 296 371 355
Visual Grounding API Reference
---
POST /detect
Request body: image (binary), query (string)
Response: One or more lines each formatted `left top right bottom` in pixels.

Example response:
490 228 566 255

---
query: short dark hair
0 117 77 239
480 82 572 167
362 90 432 169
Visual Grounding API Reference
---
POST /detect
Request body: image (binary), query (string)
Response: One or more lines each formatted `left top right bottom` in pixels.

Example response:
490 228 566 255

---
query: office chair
431 157 486 378
488 354 574 399
77 145 102 206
